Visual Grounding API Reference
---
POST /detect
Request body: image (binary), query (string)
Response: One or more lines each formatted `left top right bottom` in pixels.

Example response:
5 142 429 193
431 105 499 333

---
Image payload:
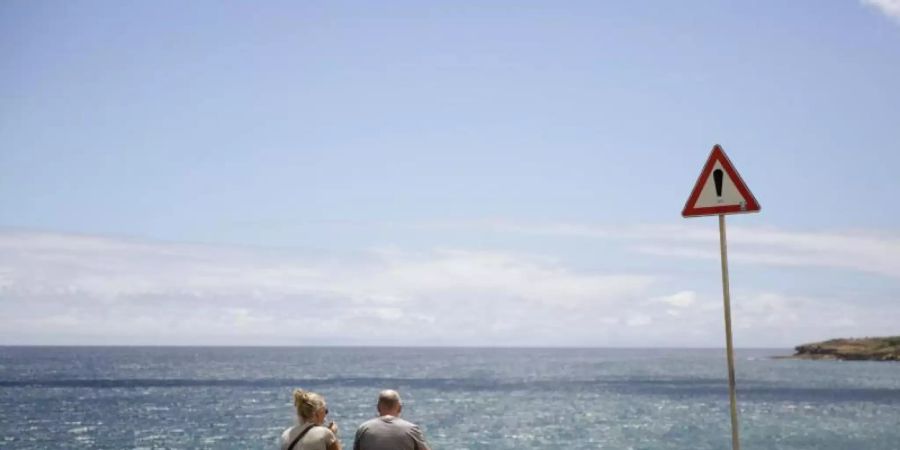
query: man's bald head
377 389 402 416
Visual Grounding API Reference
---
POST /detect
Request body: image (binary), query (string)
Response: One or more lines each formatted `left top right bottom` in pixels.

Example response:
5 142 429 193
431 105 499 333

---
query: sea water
1 347 898 449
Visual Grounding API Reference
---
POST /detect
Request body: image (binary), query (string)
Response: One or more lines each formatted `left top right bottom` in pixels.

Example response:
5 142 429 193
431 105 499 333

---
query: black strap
288 425 316 450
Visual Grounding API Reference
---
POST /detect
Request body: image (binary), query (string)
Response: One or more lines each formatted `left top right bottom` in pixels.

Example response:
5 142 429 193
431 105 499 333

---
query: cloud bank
1 227 897 347
446 220 900 279
0 230 656 346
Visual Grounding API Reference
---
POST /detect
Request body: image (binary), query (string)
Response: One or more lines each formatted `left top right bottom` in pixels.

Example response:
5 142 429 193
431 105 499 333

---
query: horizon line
0 344 795 350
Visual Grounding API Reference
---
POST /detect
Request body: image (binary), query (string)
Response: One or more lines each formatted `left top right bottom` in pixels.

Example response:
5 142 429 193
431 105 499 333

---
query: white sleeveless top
280 423 336 450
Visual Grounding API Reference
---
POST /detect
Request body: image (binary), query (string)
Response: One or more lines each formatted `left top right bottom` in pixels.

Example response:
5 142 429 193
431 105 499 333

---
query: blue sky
1 1 899 346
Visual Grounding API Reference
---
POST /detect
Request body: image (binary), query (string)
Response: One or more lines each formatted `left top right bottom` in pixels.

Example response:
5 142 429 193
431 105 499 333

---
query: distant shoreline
779 336 900 362
0 345 792 350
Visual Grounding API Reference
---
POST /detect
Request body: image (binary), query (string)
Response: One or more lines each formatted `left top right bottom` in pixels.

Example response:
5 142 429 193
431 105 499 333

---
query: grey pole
718 214 741 450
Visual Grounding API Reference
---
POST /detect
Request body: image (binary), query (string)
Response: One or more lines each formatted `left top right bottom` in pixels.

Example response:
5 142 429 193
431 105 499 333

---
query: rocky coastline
784 336 900 361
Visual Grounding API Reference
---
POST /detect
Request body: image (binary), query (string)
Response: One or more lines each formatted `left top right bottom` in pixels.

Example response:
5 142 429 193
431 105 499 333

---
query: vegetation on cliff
791 336 900 361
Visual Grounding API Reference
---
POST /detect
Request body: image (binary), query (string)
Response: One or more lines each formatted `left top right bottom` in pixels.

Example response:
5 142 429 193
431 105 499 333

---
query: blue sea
1 347 898 449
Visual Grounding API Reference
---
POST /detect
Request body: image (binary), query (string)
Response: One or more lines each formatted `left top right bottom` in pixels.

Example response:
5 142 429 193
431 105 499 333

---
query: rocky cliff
790 336 900 361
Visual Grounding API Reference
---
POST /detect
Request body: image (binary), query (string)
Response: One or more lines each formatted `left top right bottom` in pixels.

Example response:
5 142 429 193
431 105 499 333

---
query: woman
280 389 342 450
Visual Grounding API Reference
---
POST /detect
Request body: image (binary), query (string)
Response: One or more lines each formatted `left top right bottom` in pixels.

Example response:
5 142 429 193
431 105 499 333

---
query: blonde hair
293 389 326 421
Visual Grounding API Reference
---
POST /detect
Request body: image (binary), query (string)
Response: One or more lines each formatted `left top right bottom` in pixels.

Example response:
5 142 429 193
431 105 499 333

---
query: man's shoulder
357 417 380 430
360 416 416 428
391 417 419 429
358 416 419 430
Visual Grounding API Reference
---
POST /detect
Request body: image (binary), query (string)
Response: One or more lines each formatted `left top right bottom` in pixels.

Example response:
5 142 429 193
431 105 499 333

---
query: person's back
354 415 427 450
281 424 336 450
280 389 341 450
353 390 430 450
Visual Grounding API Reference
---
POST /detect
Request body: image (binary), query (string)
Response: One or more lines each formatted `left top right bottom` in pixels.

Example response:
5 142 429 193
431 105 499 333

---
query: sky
1 0 899 347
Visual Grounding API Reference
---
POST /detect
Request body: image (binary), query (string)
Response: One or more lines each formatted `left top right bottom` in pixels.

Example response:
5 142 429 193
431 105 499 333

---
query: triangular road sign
682 145 760 217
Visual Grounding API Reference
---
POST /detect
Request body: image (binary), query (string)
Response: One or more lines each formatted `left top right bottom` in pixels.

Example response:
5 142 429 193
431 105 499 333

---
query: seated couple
281 389 431 450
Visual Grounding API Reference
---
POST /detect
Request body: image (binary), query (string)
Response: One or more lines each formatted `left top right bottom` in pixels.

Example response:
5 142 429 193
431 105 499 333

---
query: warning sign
682 145 761 217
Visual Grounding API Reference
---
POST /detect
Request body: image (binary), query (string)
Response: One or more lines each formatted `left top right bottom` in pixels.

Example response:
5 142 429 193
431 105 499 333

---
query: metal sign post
682 145 760 450
718 214 740 450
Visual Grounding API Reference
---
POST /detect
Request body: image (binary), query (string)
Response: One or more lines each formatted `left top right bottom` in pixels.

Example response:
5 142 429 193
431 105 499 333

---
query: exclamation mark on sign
713 169 724 203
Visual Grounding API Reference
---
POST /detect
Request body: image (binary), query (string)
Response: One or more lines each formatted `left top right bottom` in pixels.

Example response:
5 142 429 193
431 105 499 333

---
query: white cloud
863 0 900 22
612 290 899 348
2 228 897 347
729 291 900 347
635 226 900 278
0 230 655 345
654 290 697 308
626 314 652 327
445 219 900 279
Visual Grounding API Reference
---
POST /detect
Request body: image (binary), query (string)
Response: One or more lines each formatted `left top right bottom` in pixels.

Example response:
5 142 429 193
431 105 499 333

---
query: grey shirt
353 416 430 450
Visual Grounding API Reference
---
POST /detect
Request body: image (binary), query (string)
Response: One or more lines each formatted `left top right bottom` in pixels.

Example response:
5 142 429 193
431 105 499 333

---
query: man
353 390 431 450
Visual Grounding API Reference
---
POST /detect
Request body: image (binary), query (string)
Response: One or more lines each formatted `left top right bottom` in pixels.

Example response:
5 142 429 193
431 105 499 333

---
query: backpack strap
288 424 316 450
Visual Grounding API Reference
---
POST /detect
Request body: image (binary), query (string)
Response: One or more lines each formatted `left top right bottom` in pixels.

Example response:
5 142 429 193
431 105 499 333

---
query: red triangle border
682 145 761 217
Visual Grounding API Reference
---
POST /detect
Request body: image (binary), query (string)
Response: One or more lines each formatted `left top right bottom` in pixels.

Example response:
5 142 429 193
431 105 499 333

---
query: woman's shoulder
281 425 300 444
306 426 336 443
281 425 335 446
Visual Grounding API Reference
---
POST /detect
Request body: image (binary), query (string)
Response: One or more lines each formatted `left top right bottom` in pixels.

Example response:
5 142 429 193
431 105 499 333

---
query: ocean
1 347 898 449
